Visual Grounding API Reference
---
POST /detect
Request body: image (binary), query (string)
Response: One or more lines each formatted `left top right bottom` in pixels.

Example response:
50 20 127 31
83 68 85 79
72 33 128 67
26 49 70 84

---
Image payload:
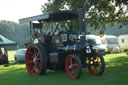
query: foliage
0 20 15 38
0 20 30 48
41 0 128 34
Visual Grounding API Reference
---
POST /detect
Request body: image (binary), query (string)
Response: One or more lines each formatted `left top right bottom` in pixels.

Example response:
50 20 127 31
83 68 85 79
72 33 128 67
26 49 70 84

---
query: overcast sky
0 0 47 23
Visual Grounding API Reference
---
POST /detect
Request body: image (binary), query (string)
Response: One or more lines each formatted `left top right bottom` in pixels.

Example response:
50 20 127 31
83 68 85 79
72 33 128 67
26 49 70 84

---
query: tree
0 20 15 39
0 20 30 48
41 0 128 34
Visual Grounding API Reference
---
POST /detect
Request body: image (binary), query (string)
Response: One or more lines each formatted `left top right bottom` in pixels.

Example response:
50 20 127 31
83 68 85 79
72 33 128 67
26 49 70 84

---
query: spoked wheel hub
65 54 82 79
33 57 38 63
88 52 105 75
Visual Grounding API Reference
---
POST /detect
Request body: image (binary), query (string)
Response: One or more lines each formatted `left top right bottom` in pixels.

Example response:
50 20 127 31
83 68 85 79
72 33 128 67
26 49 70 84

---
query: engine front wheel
88 52 105 75
25 44 47 75
65 54 82 79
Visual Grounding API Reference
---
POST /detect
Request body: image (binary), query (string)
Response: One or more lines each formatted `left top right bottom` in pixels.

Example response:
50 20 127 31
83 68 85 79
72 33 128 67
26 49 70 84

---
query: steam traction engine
19 9 105 79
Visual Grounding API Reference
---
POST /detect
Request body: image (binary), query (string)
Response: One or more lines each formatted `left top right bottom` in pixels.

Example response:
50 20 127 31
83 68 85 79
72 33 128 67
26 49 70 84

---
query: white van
118 35 128 52
100 35 120 53
86 35 106 55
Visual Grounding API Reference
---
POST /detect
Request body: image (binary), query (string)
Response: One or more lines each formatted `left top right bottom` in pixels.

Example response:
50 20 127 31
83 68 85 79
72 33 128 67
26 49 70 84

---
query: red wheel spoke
31 65 36 72
27 61 33 64
31 68 34 73
34 48 37 56
94 65 98 72
37 62 41 66
36 64 40 70
34 51 39 58
74 60 77 64
29 52 34 56
34 64 40 72
71 69 75 74
36 51 39 57
37 58 41 60
96 61 100 66
72 64 78 69
69 57 73 64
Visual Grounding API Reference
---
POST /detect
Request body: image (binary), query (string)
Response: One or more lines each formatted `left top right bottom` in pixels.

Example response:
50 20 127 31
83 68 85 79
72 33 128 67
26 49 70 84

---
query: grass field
0 52 128 85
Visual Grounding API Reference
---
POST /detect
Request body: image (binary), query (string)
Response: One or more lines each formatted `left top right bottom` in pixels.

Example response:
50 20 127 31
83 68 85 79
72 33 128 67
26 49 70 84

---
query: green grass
0 52 128 85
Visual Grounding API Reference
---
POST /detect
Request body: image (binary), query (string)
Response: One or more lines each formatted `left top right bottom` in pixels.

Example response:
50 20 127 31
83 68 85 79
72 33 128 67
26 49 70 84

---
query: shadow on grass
103 55 128 84
106 55 128 71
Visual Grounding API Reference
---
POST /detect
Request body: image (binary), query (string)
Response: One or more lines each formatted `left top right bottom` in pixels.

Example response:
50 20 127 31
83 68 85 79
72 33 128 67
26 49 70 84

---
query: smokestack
78 8 85 34
78 8 86 42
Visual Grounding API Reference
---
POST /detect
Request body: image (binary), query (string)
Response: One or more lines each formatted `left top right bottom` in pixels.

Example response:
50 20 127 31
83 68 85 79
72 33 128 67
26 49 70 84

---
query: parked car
79 35 106 55
86 35 106 55
14 49 26 62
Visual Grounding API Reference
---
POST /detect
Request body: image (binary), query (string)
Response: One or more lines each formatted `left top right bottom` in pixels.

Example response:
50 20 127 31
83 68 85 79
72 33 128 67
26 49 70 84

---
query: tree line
0 20 30 48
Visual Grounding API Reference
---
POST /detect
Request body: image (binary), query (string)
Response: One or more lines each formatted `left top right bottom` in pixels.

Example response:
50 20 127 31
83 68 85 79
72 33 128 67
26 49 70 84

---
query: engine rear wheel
65 54 82 79
25 44 47 75
88 52 105 75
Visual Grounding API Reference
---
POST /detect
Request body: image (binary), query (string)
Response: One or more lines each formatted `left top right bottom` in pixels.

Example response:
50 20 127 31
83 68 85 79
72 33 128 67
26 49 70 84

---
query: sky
0 0 48 23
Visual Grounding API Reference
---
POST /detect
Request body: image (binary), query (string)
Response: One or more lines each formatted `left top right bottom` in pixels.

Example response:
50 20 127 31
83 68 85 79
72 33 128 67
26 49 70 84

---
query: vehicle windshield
21 50 26 54
88 38 102 45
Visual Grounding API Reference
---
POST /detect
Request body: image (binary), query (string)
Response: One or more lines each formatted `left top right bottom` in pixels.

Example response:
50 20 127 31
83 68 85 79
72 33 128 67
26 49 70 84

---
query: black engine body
40 30 92 70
